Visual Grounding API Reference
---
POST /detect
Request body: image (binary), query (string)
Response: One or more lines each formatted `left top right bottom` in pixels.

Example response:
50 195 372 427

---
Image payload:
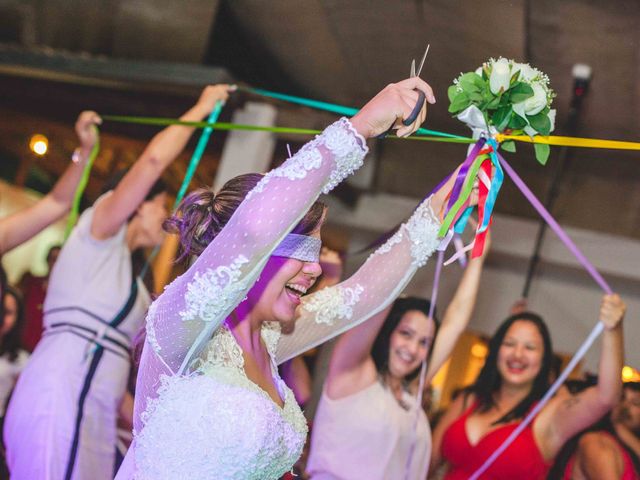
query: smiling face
497 319 545 389
387 310 435 380
245 229 323 330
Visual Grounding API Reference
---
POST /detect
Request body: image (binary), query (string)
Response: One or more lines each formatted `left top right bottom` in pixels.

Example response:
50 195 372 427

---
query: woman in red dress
431 294 626 480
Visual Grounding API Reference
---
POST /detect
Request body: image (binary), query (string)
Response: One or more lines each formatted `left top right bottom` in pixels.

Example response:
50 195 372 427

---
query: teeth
397 351 414 362
286 284 308 295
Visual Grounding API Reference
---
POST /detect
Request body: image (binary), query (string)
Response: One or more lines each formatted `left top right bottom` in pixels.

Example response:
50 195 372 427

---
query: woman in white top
4 85 231 480
307 234 489 480
115 77 479 480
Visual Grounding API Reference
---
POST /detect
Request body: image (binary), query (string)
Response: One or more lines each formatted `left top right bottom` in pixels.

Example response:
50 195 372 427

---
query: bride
117 76 466 479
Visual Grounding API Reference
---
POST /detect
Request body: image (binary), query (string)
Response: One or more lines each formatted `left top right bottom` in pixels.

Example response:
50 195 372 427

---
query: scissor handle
402 89 426 126
377 88 427 138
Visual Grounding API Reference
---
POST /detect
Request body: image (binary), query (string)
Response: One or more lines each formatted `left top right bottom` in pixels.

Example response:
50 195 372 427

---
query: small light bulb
29 134 49 156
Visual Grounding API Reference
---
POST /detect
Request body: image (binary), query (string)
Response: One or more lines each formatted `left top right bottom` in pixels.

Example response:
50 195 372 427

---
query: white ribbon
456 105 498 155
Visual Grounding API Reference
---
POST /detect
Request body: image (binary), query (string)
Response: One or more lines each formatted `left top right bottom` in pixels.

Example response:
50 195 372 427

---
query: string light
29 134 48 156
622 366 640 382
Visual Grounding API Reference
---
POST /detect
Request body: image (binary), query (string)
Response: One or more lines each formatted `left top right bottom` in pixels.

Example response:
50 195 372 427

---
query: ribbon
438 152 485 237
241 86 468 140
404 248 445 480
100 115 476 144
174 101 224 208
497 133 640 150
63 129 100 240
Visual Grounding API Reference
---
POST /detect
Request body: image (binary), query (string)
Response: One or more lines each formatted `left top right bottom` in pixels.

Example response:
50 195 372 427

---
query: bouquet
448 58 556 164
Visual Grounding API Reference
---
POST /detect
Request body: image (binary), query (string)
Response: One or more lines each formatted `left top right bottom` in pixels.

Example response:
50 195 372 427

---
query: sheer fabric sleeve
133 119 367 424
275 196 441 365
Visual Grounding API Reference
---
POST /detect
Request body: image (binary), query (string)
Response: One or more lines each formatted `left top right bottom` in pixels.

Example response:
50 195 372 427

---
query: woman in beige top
307 231 490 480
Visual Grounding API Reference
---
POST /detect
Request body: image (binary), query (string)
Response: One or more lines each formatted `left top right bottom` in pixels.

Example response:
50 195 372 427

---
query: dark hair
548 380 640 479
46 245 61 263
1 286 25 362
470 312 553 424
0 265 6 326
164 173 326 266
624 382 640 393
101 169 168 215
371 296 438 383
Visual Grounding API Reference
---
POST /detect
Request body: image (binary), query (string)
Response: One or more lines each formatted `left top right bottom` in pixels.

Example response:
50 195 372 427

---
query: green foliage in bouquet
448 58 556 164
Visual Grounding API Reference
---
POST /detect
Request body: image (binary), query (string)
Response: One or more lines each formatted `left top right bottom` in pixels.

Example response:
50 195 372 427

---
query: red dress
18 273 47 352
562 431 639 480
441 401 551 480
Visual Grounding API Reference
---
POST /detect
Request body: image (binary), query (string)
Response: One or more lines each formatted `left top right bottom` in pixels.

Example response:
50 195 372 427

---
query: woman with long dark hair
306 239 489 479
431 295 626 480
4 85 231 480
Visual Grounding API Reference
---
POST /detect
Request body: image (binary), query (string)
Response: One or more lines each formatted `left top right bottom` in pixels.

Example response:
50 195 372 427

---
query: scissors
378 44 430 138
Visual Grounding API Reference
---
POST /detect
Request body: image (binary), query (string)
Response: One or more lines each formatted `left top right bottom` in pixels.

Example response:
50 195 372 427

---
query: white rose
513 82 548 117
475 66 483 76
489 58 511 95
548 109 556 132
517 63 537 82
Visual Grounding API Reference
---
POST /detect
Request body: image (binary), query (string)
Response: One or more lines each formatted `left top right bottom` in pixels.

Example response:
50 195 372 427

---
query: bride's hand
350 77 435 139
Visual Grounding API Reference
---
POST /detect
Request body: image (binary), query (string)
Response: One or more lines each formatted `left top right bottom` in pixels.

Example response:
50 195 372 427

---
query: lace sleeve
275 196 441 365
133 118 367 427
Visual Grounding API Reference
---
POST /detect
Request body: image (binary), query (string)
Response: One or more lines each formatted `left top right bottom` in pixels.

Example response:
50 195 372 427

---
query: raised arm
0 111 99 254
91 85 232 240
275 163 467 366
142 77 434 377
538 293 625 457
425 232 489 384
430 392 471 474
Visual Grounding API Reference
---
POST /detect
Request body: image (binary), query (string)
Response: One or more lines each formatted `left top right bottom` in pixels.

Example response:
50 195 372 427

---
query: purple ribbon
498 154 611 294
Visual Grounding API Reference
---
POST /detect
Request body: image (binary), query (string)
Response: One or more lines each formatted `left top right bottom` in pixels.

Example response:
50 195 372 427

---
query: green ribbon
174 101 224 208
63 129 100 241
438 153 488 237
100 115 475 144
241 86 468 140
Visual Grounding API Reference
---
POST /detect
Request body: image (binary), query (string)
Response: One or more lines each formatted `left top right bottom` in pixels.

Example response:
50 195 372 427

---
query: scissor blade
410 59 416 78
416 44 430 78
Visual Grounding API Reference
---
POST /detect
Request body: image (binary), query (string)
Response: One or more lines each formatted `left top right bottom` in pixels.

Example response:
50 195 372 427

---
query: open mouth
506 360 527 374
395 350 416 367
284 283 308 305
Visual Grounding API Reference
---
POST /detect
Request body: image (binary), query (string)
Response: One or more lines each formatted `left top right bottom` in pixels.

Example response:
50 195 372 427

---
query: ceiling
0 0 638 239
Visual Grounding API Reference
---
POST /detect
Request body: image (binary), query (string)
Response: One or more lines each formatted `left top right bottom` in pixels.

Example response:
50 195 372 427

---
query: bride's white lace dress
115 118 441 480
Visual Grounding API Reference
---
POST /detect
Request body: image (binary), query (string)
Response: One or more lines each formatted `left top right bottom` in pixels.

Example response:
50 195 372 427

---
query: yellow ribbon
496 133 640 151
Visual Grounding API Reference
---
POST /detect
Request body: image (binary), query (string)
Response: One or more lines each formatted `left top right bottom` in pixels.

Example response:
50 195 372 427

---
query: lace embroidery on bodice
134 322 307 480
197 321 281 372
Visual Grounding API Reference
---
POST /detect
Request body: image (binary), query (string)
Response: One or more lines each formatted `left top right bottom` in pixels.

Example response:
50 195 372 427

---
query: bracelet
71 147 83 164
